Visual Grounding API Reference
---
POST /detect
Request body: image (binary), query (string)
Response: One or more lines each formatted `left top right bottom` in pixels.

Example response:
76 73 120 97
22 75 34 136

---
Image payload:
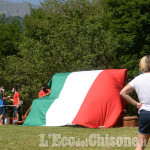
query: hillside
0 0 39 17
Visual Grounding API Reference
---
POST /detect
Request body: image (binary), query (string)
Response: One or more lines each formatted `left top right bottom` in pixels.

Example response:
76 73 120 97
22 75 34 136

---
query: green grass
0 125 150 150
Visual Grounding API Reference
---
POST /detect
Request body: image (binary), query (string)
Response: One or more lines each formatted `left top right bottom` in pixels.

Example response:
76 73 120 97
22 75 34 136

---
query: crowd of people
0 85 21 125
0 83 50 125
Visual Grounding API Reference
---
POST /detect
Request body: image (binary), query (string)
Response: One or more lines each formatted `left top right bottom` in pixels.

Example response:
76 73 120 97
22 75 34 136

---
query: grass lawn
0 125 150 150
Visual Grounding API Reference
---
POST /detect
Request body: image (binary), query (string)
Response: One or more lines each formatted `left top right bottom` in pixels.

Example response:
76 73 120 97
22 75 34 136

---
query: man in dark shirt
0 84 10 125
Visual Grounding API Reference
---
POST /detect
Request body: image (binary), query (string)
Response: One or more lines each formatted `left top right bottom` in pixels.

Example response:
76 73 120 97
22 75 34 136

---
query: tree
0 13 22 57
103 0 150 115
103 0 150 80
0 13 22 83
2 0 114 109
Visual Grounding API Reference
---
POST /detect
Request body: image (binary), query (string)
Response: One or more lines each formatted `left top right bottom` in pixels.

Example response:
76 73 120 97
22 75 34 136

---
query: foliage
2 0 114 110
103 0 150 80
0 14 22 57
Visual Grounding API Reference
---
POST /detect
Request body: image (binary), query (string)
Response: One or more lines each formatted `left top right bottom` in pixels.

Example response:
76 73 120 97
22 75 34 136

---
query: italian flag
24 69 127 128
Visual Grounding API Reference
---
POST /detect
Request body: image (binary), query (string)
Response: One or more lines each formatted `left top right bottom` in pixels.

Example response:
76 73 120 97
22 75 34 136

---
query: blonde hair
139 55 150 72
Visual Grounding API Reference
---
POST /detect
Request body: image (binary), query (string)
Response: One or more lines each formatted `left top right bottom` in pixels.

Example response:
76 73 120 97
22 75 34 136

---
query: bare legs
15 112 19 121
0 114 3 124
135 133 150 150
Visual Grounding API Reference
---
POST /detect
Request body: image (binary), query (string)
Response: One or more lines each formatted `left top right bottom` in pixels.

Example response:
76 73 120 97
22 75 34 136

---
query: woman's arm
120 84 142 109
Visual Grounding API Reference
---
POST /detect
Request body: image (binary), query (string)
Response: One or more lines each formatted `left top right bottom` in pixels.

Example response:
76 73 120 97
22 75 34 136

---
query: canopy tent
23 69 127 128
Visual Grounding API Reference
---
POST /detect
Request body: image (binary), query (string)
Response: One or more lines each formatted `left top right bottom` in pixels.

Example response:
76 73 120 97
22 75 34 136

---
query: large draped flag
23 69 127 128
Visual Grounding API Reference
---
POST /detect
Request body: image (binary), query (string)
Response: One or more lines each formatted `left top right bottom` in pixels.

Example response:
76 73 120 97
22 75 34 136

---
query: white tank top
129 73 150 111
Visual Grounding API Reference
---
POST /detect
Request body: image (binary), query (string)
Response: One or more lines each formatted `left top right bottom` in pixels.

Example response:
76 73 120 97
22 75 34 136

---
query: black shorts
139 110 150 135
0 107 6 115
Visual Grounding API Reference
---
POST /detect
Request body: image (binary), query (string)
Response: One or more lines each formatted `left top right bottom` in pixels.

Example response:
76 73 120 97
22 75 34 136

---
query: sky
6 0 45 5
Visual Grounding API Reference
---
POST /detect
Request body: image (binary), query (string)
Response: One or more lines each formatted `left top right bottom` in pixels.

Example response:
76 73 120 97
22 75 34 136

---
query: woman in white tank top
120 55 150 150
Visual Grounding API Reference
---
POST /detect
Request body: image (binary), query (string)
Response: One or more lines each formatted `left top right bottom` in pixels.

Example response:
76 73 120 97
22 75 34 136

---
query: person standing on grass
38 84 50 98
120 55 150 150
10 86 20 121
0 84 10 125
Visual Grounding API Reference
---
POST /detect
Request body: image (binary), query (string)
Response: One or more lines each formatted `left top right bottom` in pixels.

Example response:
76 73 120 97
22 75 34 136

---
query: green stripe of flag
23 72 71 126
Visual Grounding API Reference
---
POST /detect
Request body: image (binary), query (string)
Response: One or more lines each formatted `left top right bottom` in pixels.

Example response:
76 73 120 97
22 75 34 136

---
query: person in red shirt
10 86 20 121
38 84 50 98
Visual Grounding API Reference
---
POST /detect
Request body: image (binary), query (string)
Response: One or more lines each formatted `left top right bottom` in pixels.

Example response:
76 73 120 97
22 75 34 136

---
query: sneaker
0 121 3 125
